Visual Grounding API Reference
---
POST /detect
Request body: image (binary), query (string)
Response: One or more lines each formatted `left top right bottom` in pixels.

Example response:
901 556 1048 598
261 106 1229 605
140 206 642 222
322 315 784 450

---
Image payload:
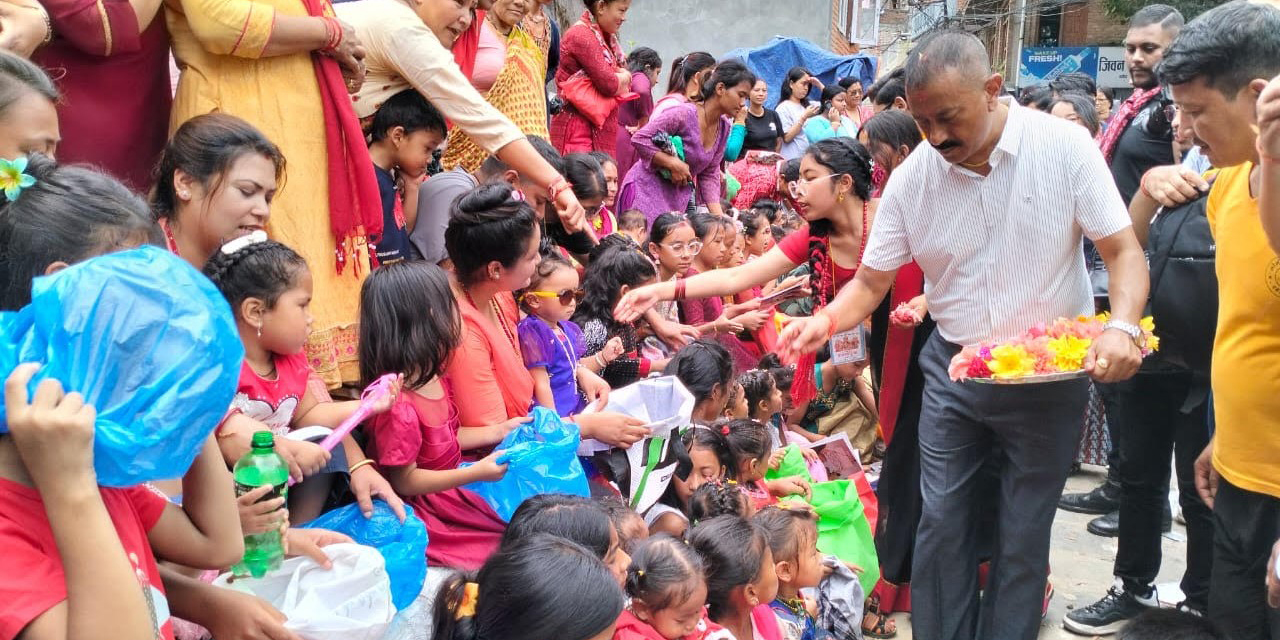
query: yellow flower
1139 316 1155 333
1147 334 1160 352
987 345 1038 379
1047 335 1090 371
1093 311 1111 323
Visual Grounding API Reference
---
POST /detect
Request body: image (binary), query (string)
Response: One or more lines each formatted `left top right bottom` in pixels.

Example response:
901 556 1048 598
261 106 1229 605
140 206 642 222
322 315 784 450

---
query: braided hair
689 480 751 524
802 137 874 307
713 417 774 481
203 240 308 313
625 534 706 612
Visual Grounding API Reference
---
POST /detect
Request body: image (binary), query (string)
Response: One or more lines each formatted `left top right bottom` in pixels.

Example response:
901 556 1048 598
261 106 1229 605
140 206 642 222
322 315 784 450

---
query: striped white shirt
862 100 1132 346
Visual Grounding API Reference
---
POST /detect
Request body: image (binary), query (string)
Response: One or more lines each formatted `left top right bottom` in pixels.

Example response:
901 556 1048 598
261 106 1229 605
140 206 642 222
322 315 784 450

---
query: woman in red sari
550 0 631 156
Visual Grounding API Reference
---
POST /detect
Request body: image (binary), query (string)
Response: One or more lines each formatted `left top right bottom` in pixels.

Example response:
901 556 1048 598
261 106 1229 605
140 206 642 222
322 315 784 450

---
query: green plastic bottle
231 431 289 578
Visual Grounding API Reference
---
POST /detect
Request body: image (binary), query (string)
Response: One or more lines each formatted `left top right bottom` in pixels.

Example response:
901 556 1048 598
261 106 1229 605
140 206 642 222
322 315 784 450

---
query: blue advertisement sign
1018 46 1099 87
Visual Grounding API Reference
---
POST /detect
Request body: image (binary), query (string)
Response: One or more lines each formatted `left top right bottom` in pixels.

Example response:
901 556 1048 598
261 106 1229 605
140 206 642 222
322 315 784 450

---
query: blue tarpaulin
724 37 877 109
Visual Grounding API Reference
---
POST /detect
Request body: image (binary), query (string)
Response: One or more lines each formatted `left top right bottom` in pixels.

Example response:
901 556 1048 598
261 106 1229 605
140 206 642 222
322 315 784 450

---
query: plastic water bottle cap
250 431 275 450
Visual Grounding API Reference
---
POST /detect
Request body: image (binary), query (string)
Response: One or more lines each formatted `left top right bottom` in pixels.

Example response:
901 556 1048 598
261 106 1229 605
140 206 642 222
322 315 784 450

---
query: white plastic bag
212 543 395 640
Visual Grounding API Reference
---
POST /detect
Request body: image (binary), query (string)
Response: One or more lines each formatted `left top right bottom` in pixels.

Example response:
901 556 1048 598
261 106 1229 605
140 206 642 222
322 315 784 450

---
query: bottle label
235 481 288 503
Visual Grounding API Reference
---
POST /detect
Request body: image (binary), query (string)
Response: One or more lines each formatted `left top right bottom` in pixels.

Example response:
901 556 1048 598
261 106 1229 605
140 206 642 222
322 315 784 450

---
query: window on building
1038 6 1062 46
842 0 881 45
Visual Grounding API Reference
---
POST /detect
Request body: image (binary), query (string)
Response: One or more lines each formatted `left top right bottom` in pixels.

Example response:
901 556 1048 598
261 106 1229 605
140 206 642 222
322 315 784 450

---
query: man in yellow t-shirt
1162 2 1280 638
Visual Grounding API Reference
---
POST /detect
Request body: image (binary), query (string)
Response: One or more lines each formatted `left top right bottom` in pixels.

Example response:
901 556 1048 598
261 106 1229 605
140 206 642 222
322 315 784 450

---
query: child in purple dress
518 254 600 417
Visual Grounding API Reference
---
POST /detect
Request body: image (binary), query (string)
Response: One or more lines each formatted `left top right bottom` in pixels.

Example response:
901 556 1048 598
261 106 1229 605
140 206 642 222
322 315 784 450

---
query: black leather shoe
1086 505 1173 538
1060 479 1121 515
1088 510 1120 537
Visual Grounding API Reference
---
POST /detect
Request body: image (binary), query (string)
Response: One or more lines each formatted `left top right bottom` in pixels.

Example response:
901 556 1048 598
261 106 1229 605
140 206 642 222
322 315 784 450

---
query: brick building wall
829 0 913 77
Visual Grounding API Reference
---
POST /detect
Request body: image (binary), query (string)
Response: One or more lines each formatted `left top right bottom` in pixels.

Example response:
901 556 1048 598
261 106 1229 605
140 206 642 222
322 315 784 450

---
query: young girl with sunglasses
518 254 623 418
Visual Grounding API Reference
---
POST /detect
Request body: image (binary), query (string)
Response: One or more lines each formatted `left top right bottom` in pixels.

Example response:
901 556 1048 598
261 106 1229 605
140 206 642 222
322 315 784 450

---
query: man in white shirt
778 31 1149 639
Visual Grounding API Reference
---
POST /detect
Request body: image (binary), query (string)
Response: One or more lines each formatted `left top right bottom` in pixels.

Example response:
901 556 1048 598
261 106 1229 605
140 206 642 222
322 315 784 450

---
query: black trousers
1111 372 1213 610
1209 478 1280 640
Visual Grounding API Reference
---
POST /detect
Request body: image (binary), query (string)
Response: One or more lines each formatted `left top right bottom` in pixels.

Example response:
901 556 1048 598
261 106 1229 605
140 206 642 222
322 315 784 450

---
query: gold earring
256 326 261 339
838 193 845 203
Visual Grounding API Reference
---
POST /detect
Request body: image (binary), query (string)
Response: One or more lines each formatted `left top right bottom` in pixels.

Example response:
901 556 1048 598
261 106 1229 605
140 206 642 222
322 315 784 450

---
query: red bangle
674 279 687 301
548 176 570 201
821 309 839 340
321 17 342 53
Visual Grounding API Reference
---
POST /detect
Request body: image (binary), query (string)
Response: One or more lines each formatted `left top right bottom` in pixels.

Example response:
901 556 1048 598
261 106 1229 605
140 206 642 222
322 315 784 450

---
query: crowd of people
0 0 1279 639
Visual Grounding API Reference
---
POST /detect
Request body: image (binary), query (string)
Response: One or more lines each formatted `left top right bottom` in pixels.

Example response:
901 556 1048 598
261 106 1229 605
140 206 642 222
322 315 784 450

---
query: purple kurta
615 72 655 177
617 102 730 226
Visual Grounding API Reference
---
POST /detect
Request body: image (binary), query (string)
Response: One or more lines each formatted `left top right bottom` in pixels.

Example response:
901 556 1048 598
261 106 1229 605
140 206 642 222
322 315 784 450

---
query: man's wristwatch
1104 320 1145 349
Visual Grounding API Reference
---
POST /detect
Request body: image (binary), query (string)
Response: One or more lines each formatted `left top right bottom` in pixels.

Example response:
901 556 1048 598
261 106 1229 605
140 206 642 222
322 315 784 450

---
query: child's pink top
230 352 311 435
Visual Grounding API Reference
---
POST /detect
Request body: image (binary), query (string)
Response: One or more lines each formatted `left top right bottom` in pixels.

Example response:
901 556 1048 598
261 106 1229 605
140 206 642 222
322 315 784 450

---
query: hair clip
220 229 268 255
721 425 730 436
636 570 645 578
0 156 36 201
456 582 480 619
510 188 527 203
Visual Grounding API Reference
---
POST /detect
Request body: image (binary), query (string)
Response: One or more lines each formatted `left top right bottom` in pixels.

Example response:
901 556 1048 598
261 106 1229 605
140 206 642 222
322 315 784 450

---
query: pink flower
948 347 979 381
890 302 923 327
966 355 992 379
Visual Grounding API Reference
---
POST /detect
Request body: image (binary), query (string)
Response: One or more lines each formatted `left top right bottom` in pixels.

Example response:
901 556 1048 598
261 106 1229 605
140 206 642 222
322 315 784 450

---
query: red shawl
1097 86 1161 164
301 0 383 275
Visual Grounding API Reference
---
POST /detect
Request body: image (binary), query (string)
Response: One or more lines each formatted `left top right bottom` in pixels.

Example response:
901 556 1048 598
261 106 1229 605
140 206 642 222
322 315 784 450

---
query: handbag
560 71 636 128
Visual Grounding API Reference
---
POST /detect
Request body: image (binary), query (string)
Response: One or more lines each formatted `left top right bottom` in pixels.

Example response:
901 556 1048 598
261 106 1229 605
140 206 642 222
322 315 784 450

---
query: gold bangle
348 459 375 475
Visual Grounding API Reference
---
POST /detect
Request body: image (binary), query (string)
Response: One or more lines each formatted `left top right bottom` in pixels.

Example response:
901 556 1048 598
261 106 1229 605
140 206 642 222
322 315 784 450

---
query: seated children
358 261 516 570
366 89 447 264
501 493 631 586
689 515 784 640
755 505 826 640
433 534 625 640
615 534 725 640
518 254 618 417
574 241 667 388
204 238 400 523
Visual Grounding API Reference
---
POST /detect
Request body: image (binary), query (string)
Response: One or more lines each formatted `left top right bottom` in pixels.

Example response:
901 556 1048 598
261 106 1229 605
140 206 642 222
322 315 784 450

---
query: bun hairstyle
712 417 774 480
737 207 769 239
627 47 663 75
688 515 770 619
667 51 716 96
152 113 285 221
626 534 706 612
433 533 625 640
738 369 776 418
667 339 733 406
203 239 308 313
0 155 158 311
753 504 819 566
780 66 813 106
500 494 614 561
358 260 461 389
689 480 751 524
445 183 538 286
699 60 757 102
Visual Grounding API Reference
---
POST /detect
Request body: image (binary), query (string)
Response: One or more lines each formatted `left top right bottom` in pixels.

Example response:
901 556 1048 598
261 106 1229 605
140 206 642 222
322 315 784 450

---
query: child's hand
800 447 821 465
843 560 864 575
237 484 288 536
577 367 611 408
602 337 625 363
368 374 403 415
348 462 407 522
766 476 811 499
470 450 509 482
4 363 97 489
736 309 772 332
576 412 651 448
500 415 532 437
279 439 331 482
769 448 787 470
202 588 301 640
283 527 353 570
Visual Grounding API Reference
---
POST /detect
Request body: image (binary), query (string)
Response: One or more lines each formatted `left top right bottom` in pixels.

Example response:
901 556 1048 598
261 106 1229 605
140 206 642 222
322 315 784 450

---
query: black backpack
1146 190 1218 375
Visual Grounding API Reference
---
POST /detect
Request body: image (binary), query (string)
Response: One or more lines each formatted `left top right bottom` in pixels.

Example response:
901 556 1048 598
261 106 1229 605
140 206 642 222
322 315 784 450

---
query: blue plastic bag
0 246 243 486
302 501 428 611
463 406 589 521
